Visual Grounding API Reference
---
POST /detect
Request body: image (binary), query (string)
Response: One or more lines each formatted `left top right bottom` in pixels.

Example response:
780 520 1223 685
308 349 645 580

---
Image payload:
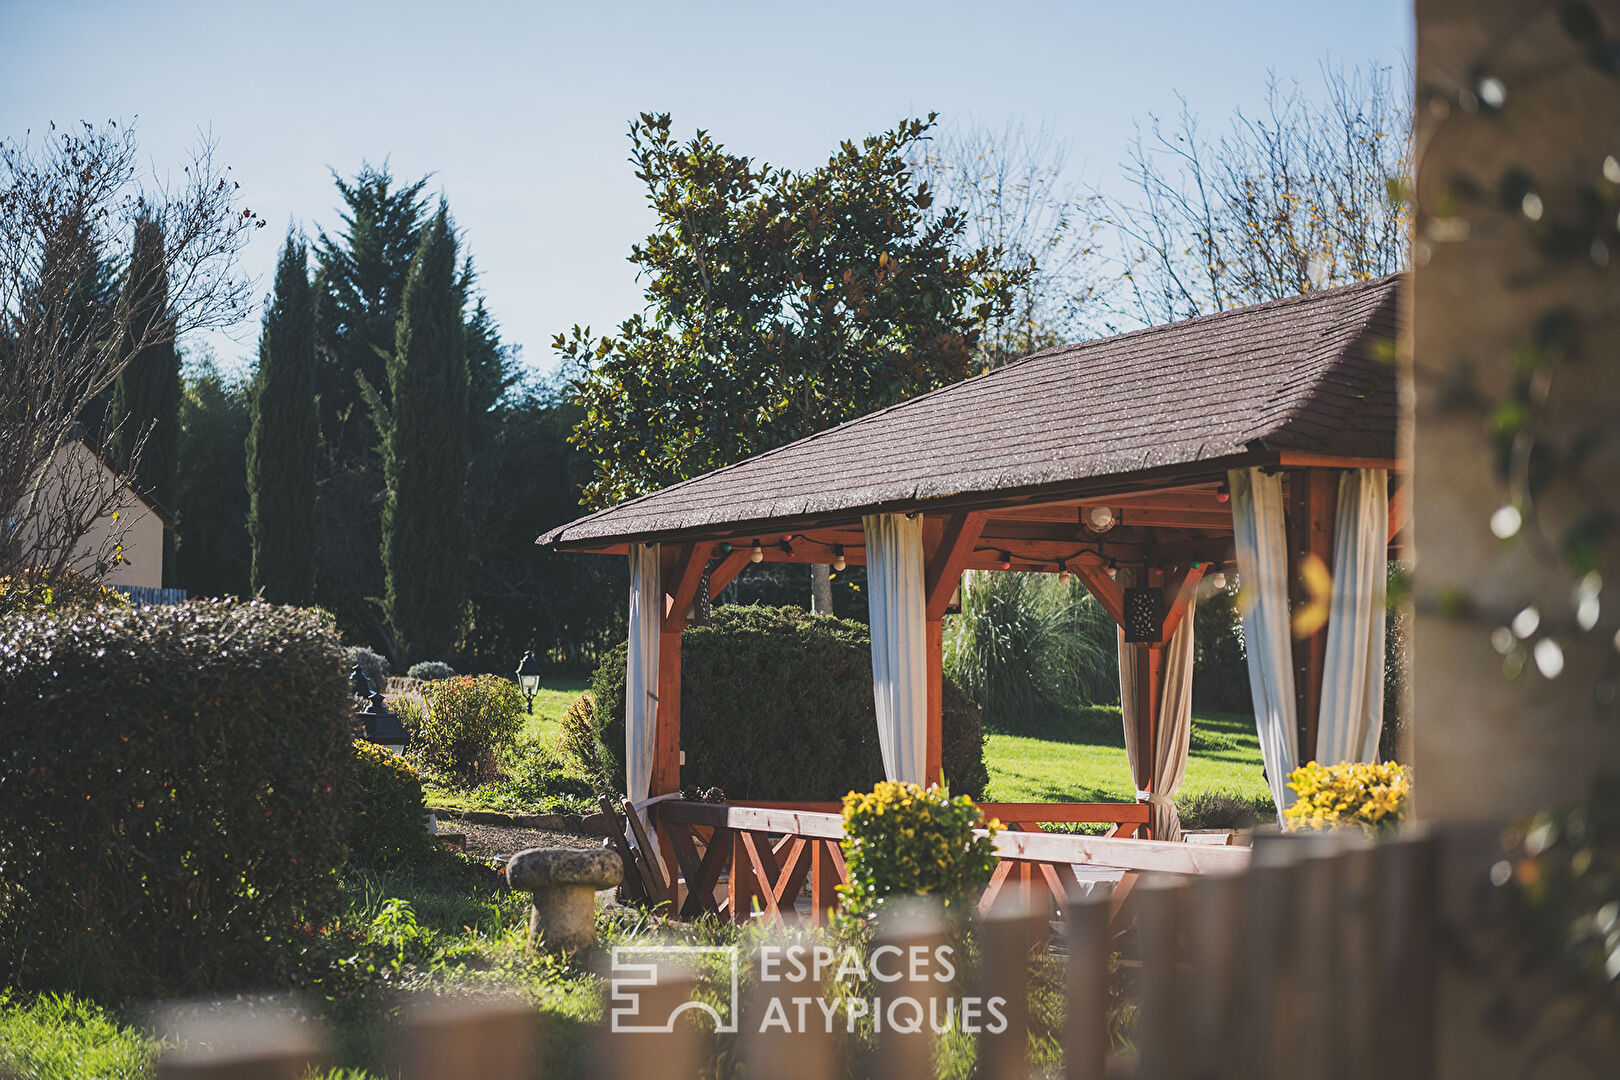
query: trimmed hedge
349 741 436 869
0 600 354 998
590 605 988 801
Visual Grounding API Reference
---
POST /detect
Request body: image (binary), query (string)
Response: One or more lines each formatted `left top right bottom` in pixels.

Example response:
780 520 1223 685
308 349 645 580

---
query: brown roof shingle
540 274 1402 548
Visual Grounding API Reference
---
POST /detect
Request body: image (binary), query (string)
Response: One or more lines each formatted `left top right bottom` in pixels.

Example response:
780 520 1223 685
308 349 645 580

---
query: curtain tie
1135 789 1175 809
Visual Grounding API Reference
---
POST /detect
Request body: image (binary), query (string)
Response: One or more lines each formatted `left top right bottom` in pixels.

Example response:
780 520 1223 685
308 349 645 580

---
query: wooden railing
154 830 1436 1080
654 800 1245 926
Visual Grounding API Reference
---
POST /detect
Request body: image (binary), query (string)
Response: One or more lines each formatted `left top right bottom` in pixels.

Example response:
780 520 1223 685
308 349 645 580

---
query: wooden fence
155 830 1435 1080
653 799 1244 927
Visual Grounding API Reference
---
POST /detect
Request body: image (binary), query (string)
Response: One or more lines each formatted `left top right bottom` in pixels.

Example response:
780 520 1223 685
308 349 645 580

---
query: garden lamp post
352 664 409 755
517 651 543 711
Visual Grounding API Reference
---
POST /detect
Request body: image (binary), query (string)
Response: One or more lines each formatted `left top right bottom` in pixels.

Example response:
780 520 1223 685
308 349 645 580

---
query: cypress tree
381 205 468 663
106 215 180 507
247 232 318 604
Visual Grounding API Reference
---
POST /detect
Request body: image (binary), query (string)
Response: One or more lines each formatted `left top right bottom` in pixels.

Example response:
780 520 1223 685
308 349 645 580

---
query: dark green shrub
0 600 353 998
406 660 456 681
348 645 389 691
590 605 988 801
349 740 436 868
410 674 525 786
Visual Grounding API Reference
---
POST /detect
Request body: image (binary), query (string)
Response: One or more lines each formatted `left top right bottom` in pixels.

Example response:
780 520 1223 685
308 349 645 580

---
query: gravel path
439 820 602 861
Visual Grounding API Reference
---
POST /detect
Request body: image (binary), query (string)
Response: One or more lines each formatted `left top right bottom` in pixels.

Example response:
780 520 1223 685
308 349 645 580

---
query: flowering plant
1284 760 1410 834
836 781 1000 923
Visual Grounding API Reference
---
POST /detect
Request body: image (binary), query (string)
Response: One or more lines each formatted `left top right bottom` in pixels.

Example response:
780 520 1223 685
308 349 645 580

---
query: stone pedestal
506 847 622 952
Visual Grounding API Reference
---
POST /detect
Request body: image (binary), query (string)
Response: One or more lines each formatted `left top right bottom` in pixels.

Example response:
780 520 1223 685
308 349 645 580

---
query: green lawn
523 674 589 744
981 706 1270 805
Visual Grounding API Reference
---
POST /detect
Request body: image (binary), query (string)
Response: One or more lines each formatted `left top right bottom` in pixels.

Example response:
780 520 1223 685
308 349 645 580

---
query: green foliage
173 348 250 598
590 605 988 800
410 674 525 786
105 215 181 527
456 383 627 674
836 782 999 924
0 600 354 998
0 566 127 620
1177 789 1273 831
555 691 608 787
348 645 389 690
349 740 436 869
944 570 1119 728
248 230 319 604
1191 577 1252 711
561 112 1021 510
472 736 599 813
407 660 456 681
0 990 157 1080
379 206 469 665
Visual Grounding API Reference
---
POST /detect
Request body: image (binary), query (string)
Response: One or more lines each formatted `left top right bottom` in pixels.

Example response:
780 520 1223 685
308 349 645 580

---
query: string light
999 551 1013 571
832 546 846 572
1215 484 1230 503
1208 570 1227 590
750 540 764 564
1057 560 1071 586
720 542 733 554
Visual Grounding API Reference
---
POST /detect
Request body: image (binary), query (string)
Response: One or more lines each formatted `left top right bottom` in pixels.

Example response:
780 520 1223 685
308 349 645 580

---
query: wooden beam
925 511 987 620
1158 563 1207 644
1070 562 1126 627
652 626 682 796
662 544 708 633
705 548 753 597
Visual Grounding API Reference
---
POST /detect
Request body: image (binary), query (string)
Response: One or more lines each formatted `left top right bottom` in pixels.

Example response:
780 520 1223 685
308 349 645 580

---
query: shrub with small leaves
410 674 526 786
475 736 598 813
0 599 353 998
836 781 999 926
406 660 456 681
1284 760 1410 834
0 567 128 620
348 740 436 868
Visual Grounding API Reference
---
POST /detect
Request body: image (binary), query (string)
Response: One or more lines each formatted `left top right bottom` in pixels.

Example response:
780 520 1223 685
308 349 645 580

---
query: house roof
540 273 1402 550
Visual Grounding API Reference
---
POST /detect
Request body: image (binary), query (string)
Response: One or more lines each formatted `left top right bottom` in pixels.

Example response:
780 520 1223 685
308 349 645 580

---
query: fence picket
977 897 1045 1080
1063 890 1113 1080
395 995 535 1080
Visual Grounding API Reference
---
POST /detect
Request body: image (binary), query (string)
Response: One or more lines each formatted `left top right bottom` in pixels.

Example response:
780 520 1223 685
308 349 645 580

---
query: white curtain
1228 467 1299 817
863 513 929 785
625 543 661 802
1117 587 1198 842
1317 469 1389 764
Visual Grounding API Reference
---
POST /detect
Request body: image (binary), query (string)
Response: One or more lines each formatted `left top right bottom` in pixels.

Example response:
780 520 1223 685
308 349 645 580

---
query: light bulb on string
832 546 846 572
999 551 1013 571
1057 560 1071 586
750 540 764 564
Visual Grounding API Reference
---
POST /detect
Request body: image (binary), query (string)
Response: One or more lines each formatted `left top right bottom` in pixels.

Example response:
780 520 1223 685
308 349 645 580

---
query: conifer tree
106 215 180 507
380 206 468 663
246 231 318 603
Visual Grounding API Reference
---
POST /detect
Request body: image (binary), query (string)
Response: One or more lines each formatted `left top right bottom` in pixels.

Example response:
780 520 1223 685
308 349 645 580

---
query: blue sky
0 1 1412 378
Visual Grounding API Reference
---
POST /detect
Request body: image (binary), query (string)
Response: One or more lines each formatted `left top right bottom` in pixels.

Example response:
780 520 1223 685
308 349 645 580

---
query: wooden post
1286 468 1336 766
925 618 943 786
923 511 985 790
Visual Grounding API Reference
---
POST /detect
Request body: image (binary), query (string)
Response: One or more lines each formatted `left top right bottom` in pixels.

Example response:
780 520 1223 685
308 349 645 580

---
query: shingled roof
540 273 1402 549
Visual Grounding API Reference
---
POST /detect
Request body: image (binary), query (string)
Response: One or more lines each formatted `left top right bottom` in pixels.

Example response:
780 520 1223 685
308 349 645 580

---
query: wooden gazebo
539 274 1402 921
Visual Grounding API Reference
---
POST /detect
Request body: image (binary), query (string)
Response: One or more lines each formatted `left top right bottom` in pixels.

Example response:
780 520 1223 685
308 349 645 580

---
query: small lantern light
1082 506 1117 533
516 651 543 711
353 665 409 755
750 539 764 563
1057 560 1072 586
832 546 846 572
1123 588 1163 643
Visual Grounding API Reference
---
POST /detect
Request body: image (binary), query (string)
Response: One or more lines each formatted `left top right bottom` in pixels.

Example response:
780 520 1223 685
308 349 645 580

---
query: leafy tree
105 215 180 496
173 347 249 598
560 112 1021 512
246 231 318 603
377 206 468 664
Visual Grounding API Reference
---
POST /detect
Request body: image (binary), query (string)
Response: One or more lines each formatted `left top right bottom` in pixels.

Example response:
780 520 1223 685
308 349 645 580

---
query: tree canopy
560 113 1022 510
